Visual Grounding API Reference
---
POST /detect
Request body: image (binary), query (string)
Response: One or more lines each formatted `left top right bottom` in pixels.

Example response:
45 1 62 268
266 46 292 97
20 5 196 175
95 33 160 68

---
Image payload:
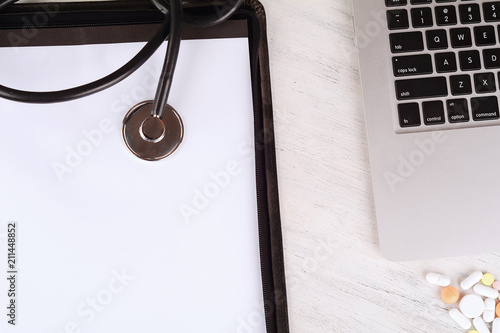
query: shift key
390 32 424 53
395 77 448 100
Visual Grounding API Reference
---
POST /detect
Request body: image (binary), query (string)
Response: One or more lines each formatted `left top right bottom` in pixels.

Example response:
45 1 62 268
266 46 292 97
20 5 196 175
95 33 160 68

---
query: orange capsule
496 302 500 318
441 286 460 304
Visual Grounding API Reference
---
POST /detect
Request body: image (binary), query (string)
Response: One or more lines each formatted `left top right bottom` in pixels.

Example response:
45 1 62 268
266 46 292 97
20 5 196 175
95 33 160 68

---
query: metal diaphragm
122 101 183 161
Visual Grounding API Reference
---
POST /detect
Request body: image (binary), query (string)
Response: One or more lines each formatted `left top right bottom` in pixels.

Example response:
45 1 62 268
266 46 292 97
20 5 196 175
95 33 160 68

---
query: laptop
353 0 500 260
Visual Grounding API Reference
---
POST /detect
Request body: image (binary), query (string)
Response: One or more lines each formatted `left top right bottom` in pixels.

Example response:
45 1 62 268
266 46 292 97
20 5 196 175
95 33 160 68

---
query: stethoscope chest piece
122 101 183 161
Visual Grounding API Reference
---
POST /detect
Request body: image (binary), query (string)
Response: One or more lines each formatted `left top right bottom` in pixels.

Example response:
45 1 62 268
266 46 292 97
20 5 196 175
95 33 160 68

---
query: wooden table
16 0 500 332
260 0 500 332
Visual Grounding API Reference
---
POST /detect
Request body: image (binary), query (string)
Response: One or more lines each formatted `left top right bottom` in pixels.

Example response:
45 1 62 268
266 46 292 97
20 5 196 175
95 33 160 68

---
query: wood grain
14 0 500 332
260 0 500 332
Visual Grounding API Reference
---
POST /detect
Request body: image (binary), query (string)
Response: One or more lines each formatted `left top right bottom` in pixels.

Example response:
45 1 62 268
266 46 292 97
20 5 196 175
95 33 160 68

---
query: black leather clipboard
0 1 288 332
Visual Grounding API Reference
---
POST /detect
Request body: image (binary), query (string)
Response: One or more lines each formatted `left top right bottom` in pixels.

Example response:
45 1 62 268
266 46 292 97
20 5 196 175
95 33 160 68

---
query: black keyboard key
426 29 449 49
398 103 421 127
411 7 433 27
474 72 496 93
390 32 424 53
393 54 433 76
395 77 448 100
474 26 496 46
459 4 481 24
447 99 470 123
386 0 407 6
483 2 500 22
436 0 457 2
483 48 500 68
435 6 458 25
450 28 472 47
435 52 457 72
422 101 446 125
459 50 481 71
388 10 410 30
471 96 500 121
450 74 472 95
411 0 431 4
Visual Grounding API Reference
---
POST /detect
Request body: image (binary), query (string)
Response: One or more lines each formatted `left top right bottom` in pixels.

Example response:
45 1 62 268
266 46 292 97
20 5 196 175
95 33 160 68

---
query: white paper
0 38 266 332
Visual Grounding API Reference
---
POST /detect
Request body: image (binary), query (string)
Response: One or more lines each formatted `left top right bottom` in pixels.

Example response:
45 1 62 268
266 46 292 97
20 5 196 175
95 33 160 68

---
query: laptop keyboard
386 0 500 131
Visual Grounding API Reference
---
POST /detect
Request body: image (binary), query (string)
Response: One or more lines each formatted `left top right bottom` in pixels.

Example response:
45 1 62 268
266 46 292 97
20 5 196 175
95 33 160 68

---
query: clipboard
0 1 289 332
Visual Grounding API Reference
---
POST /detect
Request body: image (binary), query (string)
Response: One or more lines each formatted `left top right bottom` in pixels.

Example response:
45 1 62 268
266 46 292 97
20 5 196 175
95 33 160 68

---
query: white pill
459 294 485 318
461 271 484 290
449 308 472 329
426 272 451 287
474 284 500 299
473 317 491 333
492 318 500 333
483 298 496 323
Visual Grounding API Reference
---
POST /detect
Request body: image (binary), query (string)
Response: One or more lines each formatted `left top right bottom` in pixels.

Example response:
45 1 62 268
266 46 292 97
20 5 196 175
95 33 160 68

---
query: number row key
387 3 500 31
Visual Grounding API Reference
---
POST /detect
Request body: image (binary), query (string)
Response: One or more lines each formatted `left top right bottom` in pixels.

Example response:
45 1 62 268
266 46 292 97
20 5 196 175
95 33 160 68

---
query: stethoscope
0 0 244 161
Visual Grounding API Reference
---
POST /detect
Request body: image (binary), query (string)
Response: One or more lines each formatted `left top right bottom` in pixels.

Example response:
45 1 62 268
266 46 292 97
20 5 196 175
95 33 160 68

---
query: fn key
398 103 421 127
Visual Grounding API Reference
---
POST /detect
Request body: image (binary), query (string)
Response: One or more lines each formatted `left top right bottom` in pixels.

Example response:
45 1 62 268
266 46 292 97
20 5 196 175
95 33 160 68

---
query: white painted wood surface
259 0 500 332
14 0 500 332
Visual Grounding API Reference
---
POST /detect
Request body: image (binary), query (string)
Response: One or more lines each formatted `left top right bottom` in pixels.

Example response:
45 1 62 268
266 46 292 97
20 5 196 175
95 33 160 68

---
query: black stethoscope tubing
0 0 243 119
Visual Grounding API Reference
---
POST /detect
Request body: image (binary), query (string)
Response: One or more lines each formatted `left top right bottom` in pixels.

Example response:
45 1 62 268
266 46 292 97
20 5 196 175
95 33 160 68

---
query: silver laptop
353 0 500 260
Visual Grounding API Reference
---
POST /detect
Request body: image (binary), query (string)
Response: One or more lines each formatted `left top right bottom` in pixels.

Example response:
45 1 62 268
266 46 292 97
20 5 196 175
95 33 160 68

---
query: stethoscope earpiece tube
0 0 18 11
151 0 183 119
0 0 245 160
0 0 244 104
182 0 245 27
0 16 171 104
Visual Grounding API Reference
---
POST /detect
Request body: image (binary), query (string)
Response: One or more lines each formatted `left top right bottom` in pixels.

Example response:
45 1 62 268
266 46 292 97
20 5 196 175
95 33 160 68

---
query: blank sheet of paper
0 38 266 333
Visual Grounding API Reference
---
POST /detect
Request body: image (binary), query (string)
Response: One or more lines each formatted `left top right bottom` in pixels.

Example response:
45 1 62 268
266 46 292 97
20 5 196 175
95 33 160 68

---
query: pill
473 317 490 333
483 273 495 286
460 294 485 318
449 308 472 329
493 318 500 333
496 302 500 317
426 272 451 287
441 286 460 304
493 281 500 290
474 284 499 299
462 271 484 290
483 298 495 323
470 331 480 333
